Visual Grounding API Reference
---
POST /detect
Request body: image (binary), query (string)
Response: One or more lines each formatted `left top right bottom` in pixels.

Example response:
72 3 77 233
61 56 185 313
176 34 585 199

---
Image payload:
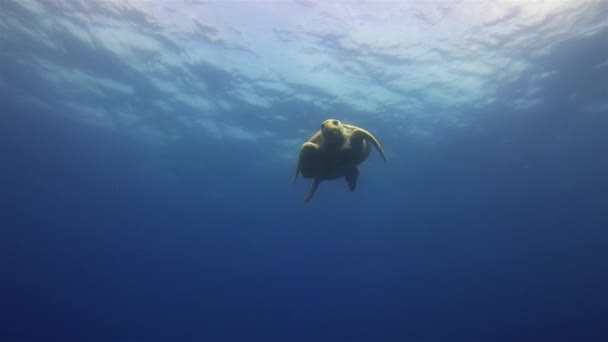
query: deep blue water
2 1 608 341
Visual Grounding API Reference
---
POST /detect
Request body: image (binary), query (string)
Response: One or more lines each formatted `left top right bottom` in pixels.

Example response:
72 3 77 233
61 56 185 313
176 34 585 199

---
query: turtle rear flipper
345 166 359 191
304 178 320 203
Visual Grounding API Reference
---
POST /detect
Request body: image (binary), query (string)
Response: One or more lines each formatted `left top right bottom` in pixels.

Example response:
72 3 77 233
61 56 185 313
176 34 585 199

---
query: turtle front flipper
351 128 388 161
292 166 300 184
293 142 321 183
293 142 322 183
304 178 320 203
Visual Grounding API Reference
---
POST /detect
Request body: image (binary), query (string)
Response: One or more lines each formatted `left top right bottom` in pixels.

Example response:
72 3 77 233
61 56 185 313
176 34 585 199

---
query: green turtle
292 118 388 202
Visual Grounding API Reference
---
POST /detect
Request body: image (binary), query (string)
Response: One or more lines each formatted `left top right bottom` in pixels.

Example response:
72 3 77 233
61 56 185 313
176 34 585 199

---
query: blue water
1 1 608 341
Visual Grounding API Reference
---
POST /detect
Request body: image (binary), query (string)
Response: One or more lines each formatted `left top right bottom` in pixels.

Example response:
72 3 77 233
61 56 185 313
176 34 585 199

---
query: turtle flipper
345 166 359 191
293 142 320 183
304 178 320 203
351 128 388 161
292 167 300 184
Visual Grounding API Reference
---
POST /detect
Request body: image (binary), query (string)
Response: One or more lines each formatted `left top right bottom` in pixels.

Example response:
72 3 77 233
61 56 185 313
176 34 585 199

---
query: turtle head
320 119 345 145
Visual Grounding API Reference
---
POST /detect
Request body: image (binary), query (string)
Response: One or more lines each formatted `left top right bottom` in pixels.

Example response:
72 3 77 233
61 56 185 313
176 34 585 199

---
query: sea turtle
292 118 388 202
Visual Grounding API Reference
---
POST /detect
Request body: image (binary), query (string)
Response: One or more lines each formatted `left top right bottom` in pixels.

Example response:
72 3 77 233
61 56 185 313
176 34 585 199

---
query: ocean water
1 1 607 341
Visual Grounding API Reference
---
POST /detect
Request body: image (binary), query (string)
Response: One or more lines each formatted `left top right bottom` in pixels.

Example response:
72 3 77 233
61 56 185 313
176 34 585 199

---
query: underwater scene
1 1 607 341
